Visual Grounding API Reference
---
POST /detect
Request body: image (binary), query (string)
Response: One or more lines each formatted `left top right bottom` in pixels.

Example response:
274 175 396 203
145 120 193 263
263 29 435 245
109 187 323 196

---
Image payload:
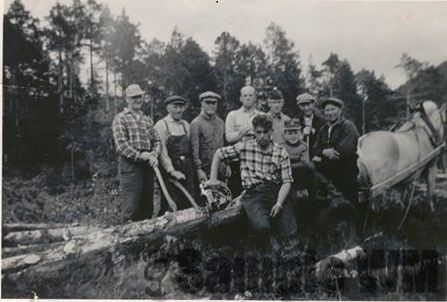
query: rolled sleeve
225 111 240 144
280 150 293 184
154 121 175 173
217 142 241 163
190 121 202 170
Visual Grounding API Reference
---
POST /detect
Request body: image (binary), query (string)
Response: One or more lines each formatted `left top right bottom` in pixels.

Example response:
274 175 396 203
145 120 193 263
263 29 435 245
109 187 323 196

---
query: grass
2 173 447 299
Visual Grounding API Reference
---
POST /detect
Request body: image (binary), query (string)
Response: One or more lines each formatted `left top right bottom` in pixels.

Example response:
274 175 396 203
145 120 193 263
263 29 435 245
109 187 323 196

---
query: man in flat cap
312 97 360 204
296 93 327 159
112 84 161 222
267 88 291 145
154 95 196 208
190 91 225 183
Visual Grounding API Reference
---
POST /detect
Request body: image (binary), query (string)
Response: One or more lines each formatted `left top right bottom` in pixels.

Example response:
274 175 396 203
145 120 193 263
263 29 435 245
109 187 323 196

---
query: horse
357 100 446 212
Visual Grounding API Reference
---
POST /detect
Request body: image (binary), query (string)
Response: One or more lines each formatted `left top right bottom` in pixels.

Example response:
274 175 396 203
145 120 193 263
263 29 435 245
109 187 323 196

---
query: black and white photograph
1 0 447 300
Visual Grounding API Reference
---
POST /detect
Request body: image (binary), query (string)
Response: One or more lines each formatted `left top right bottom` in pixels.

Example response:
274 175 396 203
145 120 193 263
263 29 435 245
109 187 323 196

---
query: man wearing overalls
154 95 197 211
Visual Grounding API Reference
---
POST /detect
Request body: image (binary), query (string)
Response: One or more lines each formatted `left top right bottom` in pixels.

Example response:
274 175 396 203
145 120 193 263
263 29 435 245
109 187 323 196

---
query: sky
4 0 447 89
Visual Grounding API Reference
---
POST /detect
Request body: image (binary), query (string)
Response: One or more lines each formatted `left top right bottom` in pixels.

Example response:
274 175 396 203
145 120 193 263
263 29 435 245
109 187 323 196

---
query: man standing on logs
208 114 297 244
296 93 327 159
154 95 197 209
225 85 259 195
112 84 161 222
312 97 360 205
190 91 225 183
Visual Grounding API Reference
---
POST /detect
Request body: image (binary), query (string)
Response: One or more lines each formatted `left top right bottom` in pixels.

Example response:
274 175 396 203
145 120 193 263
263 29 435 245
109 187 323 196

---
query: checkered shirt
217 139 293 189
112 108 161 160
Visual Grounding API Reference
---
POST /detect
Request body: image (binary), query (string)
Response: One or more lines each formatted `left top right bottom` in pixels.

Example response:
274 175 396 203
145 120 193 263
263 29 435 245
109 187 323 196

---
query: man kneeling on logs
207 114 297 245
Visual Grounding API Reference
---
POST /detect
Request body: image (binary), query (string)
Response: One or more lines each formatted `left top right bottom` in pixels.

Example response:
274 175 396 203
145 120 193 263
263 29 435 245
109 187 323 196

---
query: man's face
167 103 186 121
240 87 256 109
201 99 218 116
298 102 314 117
324 104 342 122
126 95 144 110
254 126 272 148
268 98 284 115
284 129 302 145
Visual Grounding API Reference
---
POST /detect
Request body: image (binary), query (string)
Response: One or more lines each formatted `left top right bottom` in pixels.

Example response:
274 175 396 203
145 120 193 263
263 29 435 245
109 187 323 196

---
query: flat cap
268 88 284 100
125 84 144 97
164 95 188 106
199 91 221 102
296 93 316 105
321 97 344 108
284 119 302 130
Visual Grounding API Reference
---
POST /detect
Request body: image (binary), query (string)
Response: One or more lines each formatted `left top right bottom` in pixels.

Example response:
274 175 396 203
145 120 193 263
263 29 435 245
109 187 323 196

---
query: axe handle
153 166 177 212
306 135 311 160
169 179 200 208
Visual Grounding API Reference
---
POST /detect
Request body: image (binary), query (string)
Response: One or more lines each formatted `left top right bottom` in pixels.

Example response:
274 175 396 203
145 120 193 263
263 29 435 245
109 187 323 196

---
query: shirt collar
124 108 143 117
166 114 183 124
200 112 215 120
269 112 283 120
240 106 257 114
327 116 345 128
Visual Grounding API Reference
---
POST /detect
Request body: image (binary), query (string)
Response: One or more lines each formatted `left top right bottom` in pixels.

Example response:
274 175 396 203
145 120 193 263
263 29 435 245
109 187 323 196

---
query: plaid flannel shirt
217 139 293 189
112 108 161 160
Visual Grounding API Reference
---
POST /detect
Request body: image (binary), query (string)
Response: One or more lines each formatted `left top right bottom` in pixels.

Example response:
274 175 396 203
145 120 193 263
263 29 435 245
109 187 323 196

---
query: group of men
112 83 360 241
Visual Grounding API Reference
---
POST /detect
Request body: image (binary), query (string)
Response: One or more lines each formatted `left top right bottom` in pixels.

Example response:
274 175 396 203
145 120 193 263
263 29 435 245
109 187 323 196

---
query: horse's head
414 100 446 144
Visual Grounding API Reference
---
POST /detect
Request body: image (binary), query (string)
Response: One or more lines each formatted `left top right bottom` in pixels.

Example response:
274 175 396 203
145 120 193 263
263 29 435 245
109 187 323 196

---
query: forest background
3 0 447 225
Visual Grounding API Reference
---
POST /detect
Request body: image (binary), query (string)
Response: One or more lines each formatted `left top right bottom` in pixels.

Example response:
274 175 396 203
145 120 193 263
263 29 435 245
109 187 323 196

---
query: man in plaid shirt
112 84 161 222
208 114 297 242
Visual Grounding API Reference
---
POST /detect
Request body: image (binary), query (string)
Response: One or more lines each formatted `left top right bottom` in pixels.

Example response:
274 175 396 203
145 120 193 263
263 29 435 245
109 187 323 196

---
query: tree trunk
105 57 110 112
3 225 101 247
2 222 79 233
2 206 243 276
58 49 64 114
90 37 94 87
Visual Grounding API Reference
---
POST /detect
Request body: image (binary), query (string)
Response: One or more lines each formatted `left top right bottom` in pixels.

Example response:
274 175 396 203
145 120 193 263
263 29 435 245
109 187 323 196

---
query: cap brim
297 100 314 104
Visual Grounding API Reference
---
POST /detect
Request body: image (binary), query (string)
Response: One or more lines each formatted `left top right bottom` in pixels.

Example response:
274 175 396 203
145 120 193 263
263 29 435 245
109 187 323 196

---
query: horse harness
417 103 444 147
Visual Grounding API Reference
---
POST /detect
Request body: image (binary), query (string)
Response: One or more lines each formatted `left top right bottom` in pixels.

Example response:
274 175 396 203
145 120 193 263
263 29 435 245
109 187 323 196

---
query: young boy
283 119 315 198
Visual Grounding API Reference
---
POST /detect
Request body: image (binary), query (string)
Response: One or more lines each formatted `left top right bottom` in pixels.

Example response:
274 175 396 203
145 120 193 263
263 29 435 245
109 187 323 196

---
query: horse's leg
425 159 438 212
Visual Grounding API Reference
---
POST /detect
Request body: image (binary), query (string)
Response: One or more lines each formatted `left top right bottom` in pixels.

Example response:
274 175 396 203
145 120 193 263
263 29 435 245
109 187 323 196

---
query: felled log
2 222 78 233
2 242 67 258
2 205 243 277
3 225 101 247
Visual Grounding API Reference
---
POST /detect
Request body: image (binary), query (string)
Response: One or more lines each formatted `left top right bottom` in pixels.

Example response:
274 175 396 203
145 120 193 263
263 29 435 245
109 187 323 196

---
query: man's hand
270 203 283 217
141 151 158 167
303 126 312 136
322 148 340 160
240 128 253 140
225 164 232 178
197 169 208 183
312 156 322 162
204 179 221 187
170 170 185 180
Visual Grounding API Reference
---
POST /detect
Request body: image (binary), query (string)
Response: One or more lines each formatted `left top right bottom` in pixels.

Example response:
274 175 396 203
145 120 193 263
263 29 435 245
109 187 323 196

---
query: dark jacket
298 111 327 158
313 116 360 203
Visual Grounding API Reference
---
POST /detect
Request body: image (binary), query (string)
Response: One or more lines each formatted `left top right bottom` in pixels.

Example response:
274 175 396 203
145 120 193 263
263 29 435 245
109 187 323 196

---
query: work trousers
241 183 297 237
118 156 154 222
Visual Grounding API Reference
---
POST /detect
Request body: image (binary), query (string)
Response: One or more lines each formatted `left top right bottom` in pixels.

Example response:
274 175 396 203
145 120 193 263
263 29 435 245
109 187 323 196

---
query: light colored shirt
154 114 190 173
225 106 259 144
190 112 225 173
268 112 291 145
217 139 293 189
